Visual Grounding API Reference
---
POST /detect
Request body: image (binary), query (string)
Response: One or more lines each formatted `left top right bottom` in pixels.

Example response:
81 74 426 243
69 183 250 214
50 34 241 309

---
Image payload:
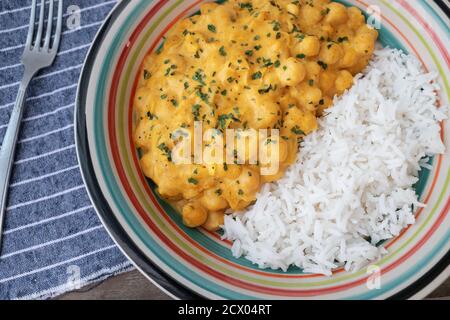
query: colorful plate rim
75 0 450 299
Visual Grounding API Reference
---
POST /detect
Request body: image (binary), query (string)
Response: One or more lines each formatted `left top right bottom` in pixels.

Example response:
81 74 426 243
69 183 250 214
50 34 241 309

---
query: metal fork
0 0 63 250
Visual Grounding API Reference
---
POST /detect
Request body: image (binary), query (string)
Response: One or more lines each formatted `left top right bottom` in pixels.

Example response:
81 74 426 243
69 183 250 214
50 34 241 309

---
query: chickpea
249 99 280 129
303 89 323 111
235 167 261 198
215 163 242 179
260 168 286 184
202 211 225 231
319 71 338 94
262 71 282 88
357 24 379 39
305 60 322 82
335 70 354 93
213 4 237 21
324 2 348 26
135 87 152 112
200 188 228 211
294 36 321 57
353 32 376 55
339 47 358 68
139 153 154 179
134 119 152 149
298 110 318 134
301 5 323 25
200 2 218 15
260 135 289 164
283 105 303 127
284 104 317 134
276 57 306 86
347 7 365 30
182 202 208 227
286 3 299 16
317 96 333 116
319 42 344 65
320 24 335 39
275 137 289 163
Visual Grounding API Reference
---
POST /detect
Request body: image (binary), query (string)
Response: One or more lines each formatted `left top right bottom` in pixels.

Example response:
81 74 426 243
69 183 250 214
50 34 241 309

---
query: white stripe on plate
14 144 75 164
3 205 93 235
0 245 117 284
6 184 85 211
1 225 104 259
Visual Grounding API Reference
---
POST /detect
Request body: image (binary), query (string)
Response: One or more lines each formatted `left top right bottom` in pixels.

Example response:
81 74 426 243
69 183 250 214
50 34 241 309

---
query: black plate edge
74 0 200 300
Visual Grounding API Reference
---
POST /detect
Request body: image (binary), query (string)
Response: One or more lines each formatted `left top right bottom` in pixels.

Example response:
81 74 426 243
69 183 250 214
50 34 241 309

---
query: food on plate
133 0 378 230
223 48 447 274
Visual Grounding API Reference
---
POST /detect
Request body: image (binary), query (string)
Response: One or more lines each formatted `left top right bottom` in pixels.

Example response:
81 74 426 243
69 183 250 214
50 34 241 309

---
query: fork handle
0 75 32 248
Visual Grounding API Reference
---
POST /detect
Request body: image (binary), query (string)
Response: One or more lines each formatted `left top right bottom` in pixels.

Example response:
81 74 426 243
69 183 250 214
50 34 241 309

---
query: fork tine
34 0 45 49
24 0 37 50
44 0 54 49
52 0 63 51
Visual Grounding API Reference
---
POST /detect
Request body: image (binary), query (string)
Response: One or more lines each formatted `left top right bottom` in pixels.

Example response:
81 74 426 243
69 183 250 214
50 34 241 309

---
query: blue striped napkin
0 0 134 299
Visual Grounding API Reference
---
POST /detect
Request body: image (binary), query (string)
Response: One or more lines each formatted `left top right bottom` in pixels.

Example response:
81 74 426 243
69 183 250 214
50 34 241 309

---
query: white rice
222 48 447 275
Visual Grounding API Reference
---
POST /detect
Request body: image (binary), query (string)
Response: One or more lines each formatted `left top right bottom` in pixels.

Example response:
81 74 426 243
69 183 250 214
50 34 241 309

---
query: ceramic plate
76 0 450 299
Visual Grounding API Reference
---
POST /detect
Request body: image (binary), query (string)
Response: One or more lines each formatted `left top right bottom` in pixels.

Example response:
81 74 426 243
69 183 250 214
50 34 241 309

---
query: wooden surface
58 269 450 300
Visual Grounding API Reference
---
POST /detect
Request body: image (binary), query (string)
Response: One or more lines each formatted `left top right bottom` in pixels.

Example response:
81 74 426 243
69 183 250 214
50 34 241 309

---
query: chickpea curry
134 0 378 231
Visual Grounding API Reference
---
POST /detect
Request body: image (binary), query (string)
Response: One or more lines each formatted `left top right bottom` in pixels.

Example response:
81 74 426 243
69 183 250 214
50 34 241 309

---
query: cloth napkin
0 0 134 300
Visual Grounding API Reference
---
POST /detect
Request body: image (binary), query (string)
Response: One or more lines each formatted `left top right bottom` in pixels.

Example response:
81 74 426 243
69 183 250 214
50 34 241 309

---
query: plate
75 0 450 299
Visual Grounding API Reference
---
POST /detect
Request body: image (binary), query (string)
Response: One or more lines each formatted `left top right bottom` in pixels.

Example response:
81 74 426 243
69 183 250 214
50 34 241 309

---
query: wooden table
58 269 450 300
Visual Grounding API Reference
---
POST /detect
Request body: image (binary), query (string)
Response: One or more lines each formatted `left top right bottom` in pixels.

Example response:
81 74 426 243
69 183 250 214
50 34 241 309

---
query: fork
0 0 63 250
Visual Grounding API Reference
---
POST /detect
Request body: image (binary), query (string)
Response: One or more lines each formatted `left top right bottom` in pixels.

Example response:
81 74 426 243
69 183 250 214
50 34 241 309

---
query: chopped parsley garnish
296 53 306 59
258 84 274 94
143 69 151 80
239 2 253 11
188 177 198 185
219 46 227 56
192 69 206 85
317 60 328 70
170 99 178 107
196 89 209 103
192 104 201 121
271 20 281 31
245 50 254 56
252 71 262 80
321 8 331 15
218 113 233 129
207 24 216 33
157 143 172 161
291 126 305 135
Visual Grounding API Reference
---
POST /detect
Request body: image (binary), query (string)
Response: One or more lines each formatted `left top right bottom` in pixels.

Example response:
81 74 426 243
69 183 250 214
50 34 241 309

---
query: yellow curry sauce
134 0 378 230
